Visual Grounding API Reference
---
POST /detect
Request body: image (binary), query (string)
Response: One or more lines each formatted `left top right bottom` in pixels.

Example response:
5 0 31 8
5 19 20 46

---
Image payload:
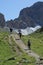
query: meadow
22 31 43 57
0 31 35 65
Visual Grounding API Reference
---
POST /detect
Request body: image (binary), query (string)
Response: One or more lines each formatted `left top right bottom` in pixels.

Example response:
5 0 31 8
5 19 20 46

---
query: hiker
18 29 22 38
28 39 31 50
10 28 13 33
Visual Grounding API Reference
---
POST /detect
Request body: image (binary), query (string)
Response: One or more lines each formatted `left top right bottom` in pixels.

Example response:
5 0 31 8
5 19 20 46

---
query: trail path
10 33 43 65
9 35 22 55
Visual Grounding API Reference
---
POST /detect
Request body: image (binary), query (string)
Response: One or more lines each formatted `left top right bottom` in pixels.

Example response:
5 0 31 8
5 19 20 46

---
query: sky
0 0 43 21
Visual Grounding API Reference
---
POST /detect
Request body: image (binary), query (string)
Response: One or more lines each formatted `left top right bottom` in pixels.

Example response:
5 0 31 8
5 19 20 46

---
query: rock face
6 19 15 28
7 2 43 29
0 13 5 27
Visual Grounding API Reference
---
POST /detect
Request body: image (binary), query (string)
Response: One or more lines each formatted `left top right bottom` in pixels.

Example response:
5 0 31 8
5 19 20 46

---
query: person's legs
19 33 21 38
28 45 31 50
29 45 31 50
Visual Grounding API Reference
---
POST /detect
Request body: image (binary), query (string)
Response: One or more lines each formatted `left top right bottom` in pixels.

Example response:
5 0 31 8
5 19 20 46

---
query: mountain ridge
0 1 43 30
6 1 43 29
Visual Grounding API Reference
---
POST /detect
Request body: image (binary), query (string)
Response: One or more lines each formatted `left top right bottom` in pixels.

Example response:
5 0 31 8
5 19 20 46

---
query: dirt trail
10 33 43 65
8 35 22 55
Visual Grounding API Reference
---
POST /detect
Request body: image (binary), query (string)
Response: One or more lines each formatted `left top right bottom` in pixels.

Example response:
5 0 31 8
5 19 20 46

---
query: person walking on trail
28 39 31 50
10 28 13 33
18 29 22 38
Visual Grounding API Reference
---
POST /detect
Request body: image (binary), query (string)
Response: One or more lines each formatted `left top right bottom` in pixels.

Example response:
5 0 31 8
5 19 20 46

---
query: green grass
0 32 13 60
0 31 36 65
21 31 43 57
0 53 35 65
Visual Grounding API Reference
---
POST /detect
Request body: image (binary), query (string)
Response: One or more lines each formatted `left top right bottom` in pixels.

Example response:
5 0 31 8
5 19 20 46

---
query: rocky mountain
0 13 5 27
6 19 15 28
6 1 43 29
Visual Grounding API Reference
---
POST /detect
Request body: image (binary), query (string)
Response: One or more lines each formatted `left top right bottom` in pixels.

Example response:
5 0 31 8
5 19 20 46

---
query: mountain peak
32 1 43 8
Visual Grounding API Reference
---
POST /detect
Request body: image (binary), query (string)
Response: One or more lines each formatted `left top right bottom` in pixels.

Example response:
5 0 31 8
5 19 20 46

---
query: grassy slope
0 32 13 59
0 32 35 65
22 31 43 57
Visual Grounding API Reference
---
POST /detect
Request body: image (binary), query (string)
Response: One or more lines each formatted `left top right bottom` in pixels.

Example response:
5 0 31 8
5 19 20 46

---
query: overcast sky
0 0 43 21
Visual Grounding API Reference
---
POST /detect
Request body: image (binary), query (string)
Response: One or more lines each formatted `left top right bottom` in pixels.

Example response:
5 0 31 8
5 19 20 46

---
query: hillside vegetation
22 30 43 57
0 31 35 65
